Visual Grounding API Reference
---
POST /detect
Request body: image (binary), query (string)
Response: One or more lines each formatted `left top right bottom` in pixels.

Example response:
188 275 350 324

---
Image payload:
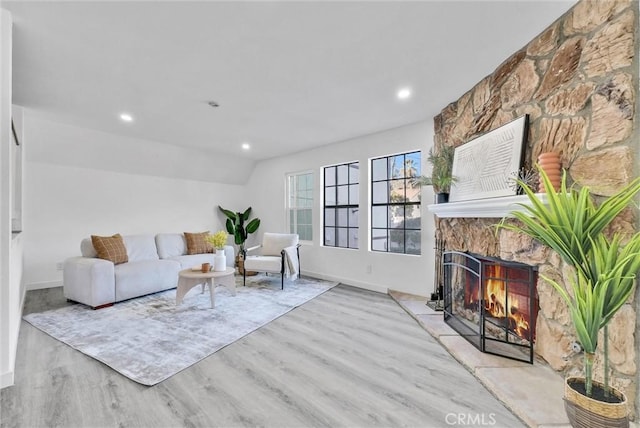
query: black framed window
323 162 359 249
371 151 421 254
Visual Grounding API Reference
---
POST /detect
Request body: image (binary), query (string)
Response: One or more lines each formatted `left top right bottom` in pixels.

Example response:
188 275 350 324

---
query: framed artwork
449 115 528 203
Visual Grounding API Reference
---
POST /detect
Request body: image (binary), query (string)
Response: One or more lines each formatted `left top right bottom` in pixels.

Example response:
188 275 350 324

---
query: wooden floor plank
1 285 524 427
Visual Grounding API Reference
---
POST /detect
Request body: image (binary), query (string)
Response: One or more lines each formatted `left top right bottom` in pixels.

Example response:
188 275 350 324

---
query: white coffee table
176 267 236 308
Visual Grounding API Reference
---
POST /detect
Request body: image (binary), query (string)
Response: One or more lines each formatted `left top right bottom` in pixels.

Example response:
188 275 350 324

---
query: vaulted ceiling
3 1 574 161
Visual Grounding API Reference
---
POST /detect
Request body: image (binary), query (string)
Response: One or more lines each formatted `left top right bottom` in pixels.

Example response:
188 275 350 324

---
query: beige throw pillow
184 231 213 255
91 234 128 265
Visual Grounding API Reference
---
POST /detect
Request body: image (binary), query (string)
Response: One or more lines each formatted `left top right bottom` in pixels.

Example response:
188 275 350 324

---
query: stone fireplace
430 0 639 417
443 251 538 364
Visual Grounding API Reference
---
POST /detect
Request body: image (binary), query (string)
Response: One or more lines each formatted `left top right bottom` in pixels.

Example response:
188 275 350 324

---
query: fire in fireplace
443 251 538 363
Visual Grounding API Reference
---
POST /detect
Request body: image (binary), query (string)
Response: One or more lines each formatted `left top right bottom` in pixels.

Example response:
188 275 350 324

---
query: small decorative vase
213 250 226 272
537 152 562 193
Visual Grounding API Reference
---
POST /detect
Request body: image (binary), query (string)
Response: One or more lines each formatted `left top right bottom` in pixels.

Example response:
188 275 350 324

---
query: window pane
406 230 421 255
297 209 309 225
389 205 405 228
406 179 421 203
405 205 421 230
349 163 359 183
389 155 405 179
372 158 387 181
304 189 314 207
372 206 386 228
372 229 387 251
389 179 405 203
324 227 335 246
325 167 336 186
303 173 313 189
372 181 387 204
405 152 421 178
348 228 359 249
389 229 405 253
325 187 336 206
325 208 335 227
337 208 348 227
348 207 358 227
337 227 348 248
337 165 348 185
349 184 359 205
300 225 312 241
337 185 348 205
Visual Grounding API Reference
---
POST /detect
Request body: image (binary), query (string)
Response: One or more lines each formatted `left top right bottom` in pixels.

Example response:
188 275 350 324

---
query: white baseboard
302 270 388 294
0 370 14 389
26 280 62 291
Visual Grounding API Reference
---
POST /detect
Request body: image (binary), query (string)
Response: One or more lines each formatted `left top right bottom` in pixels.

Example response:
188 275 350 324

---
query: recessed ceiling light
119 113 133 122
397 88 412 100
241 143 250 150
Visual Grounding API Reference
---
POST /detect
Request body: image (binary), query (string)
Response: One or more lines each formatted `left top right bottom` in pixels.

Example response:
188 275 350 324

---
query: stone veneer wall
432 0 639 416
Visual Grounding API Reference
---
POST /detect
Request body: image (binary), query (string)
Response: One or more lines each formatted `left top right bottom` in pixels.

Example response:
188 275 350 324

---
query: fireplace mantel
427 193 549 218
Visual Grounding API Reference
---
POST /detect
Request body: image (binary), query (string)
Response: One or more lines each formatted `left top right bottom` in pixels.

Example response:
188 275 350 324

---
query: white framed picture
449 115 528 202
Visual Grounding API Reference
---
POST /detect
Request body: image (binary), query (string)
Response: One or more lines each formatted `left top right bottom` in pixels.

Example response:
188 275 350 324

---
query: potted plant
206 230 228 272
417 145 457 203
499 168 640 427
218 206 261 274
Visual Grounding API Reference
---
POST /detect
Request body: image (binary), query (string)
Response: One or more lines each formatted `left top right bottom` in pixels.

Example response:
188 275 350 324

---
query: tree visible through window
371 151 421 254
287 172 313 241
323 162 359 249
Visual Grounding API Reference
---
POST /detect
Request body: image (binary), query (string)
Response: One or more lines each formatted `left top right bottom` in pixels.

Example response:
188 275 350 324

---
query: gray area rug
24 275 337 386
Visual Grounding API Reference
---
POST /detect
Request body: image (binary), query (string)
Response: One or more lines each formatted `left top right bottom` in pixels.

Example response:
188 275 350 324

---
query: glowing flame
484 265 530 340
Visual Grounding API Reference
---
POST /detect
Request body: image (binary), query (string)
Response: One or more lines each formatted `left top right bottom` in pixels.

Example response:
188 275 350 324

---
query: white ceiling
3 0 575 161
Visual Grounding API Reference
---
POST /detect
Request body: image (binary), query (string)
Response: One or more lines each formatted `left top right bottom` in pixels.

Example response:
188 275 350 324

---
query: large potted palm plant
218 206 261 274
499 168 640 427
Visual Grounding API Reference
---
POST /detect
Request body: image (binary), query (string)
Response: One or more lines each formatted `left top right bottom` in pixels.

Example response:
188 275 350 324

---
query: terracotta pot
537 152 562 193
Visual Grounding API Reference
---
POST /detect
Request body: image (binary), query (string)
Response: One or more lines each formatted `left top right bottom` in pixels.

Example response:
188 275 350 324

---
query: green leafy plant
218 206 261 253
206 230 228 250
416 145 457 194
498 167 640 398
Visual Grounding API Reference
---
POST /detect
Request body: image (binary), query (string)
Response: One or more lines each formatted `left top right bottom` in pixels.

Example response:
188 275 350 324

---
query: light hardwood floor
1 284 524 428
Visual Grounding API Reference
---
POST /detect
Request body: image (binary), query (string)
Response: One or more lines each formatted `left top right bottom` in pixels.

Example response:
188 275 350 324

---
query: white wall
0 8 22 389
246 120 437 296
22 113 247 289
26 114 255 185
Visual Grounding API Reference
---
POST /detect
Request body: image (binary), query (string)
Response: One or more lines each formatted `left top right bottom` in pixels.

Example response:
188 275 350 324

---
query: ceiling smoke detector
208 101 219 108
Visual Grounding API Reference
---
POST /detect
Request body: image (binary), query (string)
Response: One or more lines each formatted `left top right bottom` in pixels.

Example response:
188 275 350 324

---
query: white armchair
242 233 300 289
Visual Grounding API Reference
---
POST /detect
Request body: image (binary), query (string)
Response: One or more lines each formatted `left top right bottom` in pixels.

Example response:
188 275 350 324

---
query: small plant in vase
416 145 457 203
207 230 228 272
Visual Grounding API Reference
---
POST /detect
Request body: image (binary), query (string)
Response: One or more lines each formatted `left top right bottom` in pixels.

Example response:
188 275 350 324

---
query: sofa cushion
123 235 159 262
91 234 128 265
169 253 215 270
155 233 187 259
80 238 98 258
184 231 213 255
114 259 180 302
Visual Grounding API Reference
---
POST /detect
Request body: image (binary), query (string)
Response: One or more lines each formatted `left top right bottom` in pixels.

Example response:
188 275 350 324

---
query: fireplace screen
443 251 538 363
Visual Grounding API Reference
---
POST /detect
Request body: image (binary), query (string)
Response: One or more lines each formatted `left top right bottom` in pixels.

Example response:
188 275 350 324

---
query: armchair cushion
261 233 299 256
244 256 281 273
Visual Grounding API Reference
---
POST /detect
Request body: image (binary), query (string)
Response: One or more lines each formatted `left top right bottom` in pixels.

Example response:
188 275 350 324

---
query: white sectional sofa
63 233 234 309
